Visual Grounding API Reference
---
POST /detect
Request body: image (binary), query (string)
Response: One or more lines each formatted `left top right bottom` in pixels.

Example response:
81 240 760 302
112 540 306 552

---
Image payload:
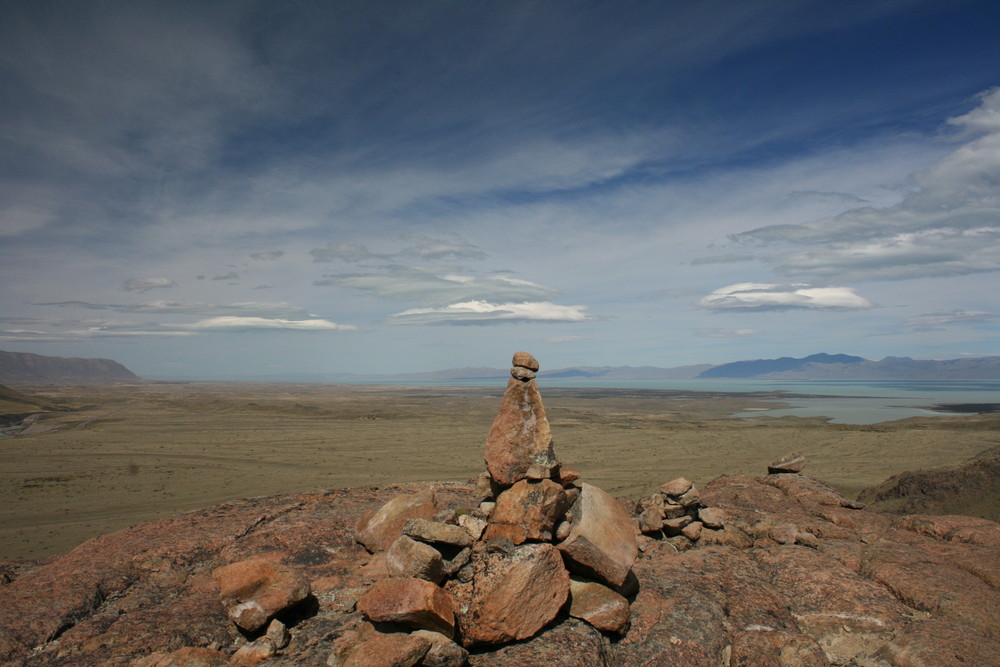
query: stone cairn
333 352 731 665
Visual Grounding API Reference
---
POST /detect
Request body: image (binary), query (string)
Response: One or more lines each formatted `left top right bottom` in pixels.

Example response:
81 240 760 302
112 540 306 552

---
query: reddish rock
557 465 582 486
357 577 455 636
411 629 470 667
339 631 432 667
403 518 473 548
659 477 693 497
484 479 568 544
768 451 807 474
510 366 536 381
662 514 692 536
896 513 1000 547
133 647 230 666
230 637 276 666
729 629 828 666
386 535 445 583
636 506 664 533
512 351 540 371
698 507 726 529
356 489 439 553
450 543 569 646
681 521 703 541
483 378 559 486
266 618 290 649
212 557 311 632
468 618 607 666
558 483 638 587
568 578 630 633
876 618 1000 666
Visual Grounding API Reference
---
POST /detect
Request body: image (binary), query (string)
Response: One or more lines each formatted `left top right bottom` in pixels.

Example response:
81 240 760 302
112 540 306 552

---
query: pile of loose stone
332 352 732 665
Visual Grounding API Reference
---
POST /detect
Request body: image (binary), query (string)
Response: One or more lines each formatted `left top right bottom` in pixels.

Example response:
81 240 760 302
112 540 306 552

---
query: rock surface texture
0 353 998 665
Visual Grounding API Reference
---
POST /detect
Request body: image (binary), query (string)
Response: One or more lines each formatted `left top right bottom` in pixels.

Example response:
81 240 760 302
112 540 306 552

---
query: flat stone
338 631 431 667
483 479 569 544
212 558 311 632
659 477 693 497
768 451 807 474
403 518 473 548
484 378 559 486
357 577 455 636
512 351 540 371
386 535 445 583
662 514 693 536
698 507 726 529
355 489 438 553
511 366 536 381
681 521 703 541
568 578 630 633
558 466 582 486
450 543 569 647
557 483 638 588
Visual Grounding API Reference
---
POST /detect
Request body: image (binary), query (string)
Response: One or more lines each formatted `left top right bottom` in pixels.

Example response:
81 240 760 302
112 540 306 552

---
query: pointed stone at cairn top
484 353 560 487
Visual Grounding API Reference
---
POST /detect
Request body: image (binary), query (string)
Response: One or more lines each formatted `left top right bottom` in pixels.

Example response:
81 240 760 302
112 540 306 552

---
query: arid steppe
2 381 998 561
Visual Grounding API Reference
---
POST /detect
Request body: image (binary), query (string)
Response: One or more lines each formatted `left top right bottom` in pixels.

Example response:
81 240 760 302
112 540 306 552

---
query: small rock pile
630 475 729 551
339 352 642 665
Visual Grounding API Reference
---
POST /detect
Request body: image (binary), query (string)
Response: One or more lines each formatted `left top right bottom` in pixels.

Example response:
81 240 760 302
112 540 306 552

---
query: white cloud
122 277 177 292
178 316 356 332
698 283 873 311
390 300 591 325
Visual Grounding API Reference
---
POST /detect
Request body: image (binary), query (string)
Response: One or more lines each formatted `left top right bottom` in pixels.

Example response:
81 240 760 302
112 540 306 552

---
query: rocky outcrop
0 352 997 665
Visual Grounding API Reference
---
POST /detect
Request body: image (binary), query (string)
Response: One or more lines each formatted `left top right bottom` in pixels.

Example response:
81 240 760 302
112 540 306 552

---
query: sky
2 0 1000 379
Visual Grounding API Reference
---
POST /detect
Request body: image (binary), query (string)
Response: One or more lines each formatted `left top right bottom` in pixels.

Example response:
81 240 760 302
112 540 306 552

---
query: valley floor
2 381 998 561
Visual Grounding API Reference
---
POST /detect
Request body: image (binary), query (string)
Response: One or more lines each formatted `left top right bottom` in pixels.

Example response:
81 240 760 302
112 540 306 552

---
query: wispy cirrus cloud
731 88 1000 283
698 283 873 312
904 309 999 331
316 268 559 306
390 300 590 325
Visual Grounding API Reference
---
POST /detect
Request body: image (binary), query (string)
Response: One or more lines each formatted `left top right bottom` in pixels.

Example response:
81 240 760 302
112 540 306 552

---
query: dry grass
2 381 998 561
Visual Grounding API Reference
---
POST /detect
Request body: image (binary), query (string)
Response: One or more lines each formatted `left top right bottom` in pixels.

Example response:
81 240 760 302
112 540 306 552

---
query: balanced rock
568 578 630 633
484 374 559 486
386 535 445 583
557 483 638 587
450 543 569 646
212 557 311 632
355 489 438 552
768 451 807 474
512 351 540 371
484 479 569 544
357 577 455 636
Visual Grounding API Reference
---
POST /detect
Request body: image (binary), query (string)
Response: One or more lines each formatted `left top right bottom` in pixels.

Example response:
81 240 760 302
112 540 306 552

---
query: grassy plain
2 381 999 561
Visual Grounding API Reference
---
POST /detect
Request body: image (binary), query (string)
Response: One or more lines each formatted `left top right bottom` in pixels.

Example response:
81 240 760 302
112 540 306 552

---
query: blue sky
2 0 1000 379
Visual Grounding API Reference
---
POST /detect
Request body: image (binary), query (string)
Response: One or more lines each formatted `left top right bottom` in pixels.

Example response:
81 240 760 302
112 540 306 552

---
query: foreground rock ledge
1 473 998 666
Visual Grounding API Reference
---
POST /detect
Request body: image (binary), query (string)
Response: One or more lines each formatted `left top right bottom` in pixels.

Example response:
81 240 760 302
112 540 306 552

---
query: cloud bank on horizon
1 0 999 378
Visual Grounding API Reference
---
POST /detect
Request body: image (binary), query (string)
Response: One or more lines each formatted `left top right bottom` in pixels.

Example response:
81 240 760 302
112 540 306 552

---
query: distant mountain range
377 353 1000 382
0 350 142 384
